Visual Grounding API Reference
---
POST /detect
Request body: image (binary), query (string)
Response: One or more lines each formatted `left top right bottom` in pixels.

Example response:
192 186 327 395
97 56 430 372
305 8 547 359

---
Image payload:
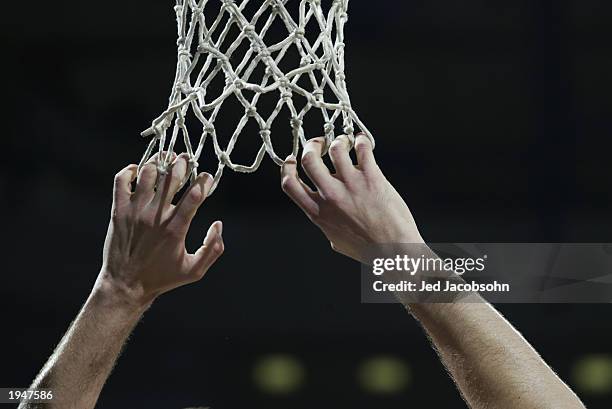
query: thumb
188 221 224 279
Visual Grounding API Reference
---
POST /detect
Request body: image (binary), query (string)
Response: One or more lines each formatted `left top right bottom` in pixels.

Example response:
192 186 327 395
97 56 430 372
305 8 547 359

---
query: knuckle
355 138 372 153
212 240 225 255
309 137 326 146
355 141 370 153
160 219 186 239
329 142 344 156
362 164 383 181
114 171 125 184
322 189 340 204
170 172 183 185
114 165 137 183
110 206 122 221
173 156 189 169
140 163 157 176
121 212 134 226
177 152 190 161
301 151 315 167
167 226 184 239
188 186 204 203
309 210 322 224
137 212 157 228
280 175 293 192
192 268 207 280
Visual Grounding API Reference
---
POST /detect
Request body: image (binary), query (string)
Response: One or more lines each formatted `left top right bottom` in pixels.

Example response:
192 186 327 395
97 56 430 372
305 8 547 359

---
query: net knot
336 42 346 50
245 105 257 117
313 88 324 99
219 151 231 165
268 0 281 12
279 77 290 87
243 24 256 34
189 158 199 169
343 125 354 135
314 61 325 70
294 28 306 39
259 129 272 140
197 42 210 53
324 122 334 135
346 133 356 147
340 101 351 110
204 125 215 134
290 117 303 129
221 0 235 7
177 81 189 93
178 47 191 59
281 90 292 102
300 56 312 67
335 72 346 81
157 164 169 176
233 78 246 89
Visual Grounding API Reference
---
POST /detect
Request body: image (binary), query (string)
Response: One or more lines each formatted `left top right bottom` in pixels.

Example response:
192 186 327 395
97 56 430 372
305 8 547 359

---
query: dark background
2 0 612 407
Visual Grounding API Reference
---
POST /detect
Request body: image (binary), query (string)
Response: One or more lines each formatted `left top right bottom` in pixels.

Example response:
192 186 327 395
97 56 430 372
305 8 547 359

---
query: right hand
96 153 225 307
280 134 424 263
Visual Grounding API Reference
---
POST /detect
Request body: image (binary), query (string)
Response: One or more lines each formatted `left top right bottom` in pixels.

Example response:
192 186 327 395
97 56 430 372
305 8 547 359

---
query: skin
280 133 585 409
20 152 224 409
20 134 585 409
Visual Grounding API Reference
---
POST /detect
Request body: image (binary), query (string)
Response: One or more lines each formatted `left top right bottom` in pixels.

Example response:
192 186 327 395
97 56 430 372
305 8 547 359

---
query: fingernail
216 221 223 236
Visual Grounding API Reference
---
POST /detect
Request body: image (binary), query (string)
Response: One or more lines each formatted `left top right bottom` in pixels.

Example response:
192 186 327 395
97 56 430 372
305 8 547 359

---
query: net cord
140 0 373 194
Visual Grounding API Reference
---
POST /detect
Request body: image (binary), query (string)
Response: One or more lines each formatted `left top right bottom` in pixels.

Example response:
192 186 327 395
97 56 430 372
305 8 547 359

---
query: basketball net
140 0 372 194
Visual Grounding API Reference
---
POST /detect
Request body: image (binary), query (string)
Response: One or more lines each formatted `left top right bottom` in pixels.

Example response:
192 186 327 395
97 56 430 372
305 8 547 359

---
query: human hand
280 134 423 263
96 153 224 307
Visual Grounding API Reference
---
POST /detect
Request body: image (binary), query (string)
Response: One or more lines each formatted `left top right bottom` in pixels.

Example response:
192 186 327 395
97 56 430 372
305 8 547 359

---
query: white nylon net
140 0 372 194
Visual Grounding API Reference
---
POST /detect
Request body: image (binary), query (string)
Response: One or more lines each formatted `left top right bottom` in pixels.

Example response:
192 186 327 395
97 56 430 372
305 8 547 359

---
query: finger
301 137 335 193
281 155 320 217
135 152 176 204
354 133 377 173
328 135 355 178
113 164 138 210
171 172 214 232
154 153 190 206
187 221 224 279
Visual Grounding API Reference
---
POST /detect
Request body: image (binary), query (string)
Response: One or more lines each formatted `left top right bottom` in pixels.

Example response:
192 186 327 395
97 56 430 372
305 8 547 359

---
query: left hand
280 134 423 264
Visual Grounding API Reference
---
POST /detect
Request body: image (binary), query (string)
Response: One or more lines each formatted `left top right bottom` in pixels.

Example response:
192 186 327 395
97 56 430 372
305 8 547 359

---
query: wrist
394 227 425 245
92 270 155 314
373 225 424 246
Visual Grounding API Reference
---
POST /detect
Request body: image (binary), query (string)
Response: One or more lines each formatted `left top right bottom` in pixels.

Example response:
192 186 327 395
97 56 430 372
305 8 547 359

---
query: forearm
22 279 147 409
408 298 584 409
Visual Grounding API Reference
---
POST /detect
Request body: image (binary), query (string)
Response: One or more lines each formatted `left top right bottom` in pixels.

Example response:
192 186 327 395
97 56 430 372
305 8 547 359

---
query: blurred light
572 354 612 395
357 355 411 394
252 354 305 395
